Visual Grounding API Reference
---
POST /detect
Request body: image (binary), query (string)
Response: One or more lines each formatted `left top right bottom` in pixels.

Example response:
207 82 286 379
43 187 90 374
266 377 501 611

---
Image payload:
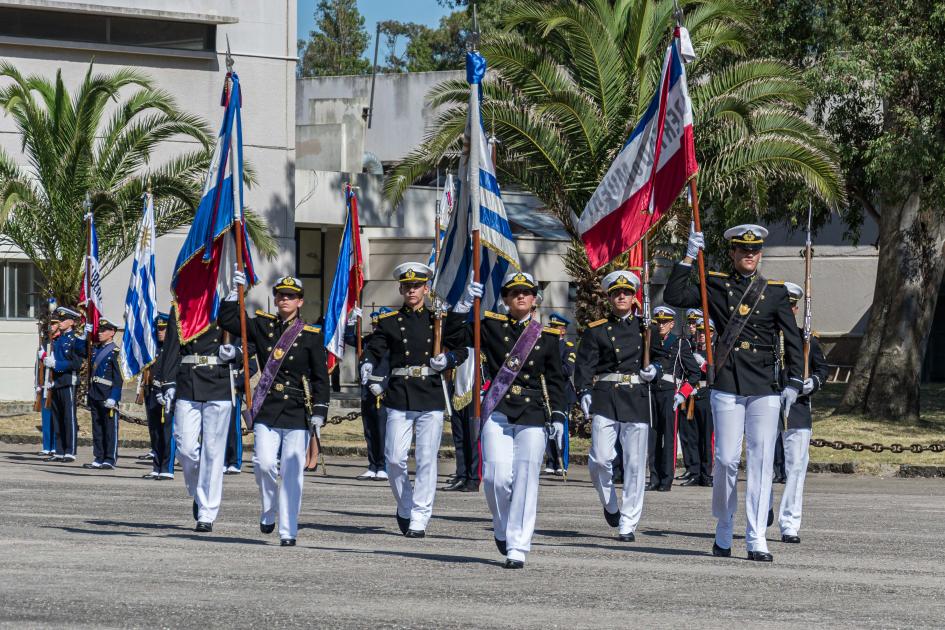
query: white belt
391 366 433 377
92 376 113 386
699 380 707 388
598 373 640 385
181 355 222 366
661 374 676 384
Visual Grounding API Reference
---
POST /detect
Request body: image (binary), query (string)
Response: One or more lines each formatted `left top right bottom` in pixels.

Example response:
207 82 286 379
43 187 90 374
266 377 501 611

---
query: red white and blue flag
324 184 364 372
575 28 698 270
80 213 103 336
171 72 257 343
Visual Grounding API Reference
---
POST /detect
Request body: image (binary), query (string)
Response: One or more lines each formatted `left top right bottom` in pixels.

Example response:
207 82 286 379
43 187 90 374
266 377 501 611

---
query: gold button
268 333 274 338
525 397 531 402
528 360 534 366
267 346 272 352
293 343 298 347
505 394 510 399
288 355 294 360
611 337 616 341
426 338 431 343
405 351 410 356
615 348 621 353
503 323 508 328
523 374 529 379
504 337 510 342
283 394 288 399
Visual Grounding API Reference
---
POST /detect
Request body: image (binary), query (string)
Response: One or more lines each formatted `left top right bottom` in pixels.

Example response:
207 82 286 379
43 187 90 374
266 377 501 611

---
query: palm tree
384 0 845 322
0 62 276 308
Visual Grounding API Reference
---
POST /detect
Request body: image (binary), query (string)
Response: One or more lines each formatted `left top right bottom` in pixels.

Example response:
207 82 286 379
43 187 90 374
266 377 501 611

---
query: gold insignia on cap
514 273 526 283
405 269 417 280
743 231 757 242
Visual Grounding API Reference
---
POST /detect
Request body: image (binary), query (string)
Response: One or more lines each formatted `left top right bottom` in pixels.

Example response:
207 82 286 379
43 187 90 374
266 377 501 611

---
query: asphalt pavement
1 443 943 629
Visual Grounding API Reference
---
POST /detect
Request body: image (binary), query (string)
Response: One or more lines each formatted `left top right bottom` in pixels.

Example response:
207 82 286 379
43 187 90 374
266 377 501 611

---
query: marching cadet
36 316 60 457
448 271 567 569
773 281 828 544
144 313 175 480
82 318 123 470
573 271 663 543
38 307 88 463
159 306 234 533
675 308 704 483
362 263 462 538
664 223 804 562
221 274 330 546
351 308 390 481
648 306 700 491
544 312 576 476
679 317 716 487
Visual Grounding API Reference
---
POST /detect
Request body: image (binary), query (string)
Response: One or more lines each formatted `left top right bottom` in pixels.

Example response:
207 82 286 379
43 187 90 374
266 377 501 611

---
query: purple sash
249 317 306 424
481 318 544 421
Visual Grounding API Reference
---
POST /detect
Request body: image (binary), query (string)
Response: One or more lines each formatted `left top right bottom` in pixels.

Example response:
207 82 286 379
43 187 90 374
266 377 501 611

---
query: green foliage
298 0 372 77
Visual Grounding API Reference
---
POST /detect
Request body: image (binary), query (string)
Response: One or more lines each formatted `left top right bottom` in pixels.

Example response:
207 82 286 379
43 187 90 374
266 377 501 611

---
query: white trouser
253 423 310 540
588 415 648 535
482 412 546 563
174 399 233 523
385 408 444 531
778 428 811 536
710 391 780 553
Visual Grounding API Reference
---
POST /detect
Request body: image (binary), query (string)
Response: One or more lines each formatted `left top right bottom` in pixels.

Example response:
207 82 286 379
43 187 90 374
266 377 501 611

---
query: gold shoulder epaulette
255 309 276 320
708 270 728 278
566 341 574 347
378 311 399 320
303 324 321 333
587 318 608 328
543 326 563 335
484 311 508 321
767 280 785 285
812 331 820 338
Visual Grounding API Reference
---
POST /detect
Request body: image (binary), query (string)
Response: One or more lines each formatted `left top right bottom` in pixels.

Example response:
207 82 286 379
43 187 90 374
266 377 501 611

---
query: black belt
734 340 774 352
504 385 542 397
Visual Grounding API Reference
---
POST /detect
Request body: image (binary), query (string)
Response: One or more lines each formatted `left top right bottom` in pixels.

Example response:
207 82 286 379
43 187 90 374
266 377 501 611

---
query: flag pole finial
467 1 480 51
225 35 234 73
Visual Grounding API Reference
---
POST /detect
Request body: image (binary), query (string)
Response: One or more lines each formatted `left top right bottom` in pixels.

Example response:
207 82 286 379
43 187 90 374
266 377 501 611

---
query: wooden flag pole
352 184 363 360
642 231 652 365
688 179 714 384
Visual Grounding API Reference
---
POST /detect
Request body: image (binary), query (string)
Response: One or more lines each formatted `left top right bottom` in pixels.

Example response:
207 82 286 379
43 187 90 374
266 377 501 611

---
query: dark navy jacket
88 341 123 402
49 329 88 389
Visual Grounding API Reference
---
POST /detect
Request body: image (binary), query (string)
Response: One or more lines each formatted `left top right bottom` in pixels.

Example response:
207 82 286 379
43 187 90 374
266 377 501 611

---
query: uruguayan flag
119 193 158 380
433 51 519 313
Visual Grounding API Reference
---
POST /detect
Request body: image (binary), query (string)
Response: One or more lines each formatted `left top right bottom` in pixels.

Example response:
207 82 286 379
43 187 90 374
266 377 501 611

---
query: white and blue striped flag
119 192 158 380
433 51 519 313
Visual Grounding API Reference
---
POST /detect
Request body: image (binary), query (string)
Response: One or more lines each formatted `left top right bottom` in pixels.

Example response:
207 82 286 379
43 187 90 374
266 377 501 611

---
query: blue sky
297 0 454 55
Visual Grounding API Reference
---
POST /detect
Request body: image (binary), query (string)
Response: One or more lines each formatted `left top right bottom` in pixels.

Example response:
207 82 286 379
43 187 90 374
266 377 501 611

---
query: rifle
136 367 149 405
34 318 46 412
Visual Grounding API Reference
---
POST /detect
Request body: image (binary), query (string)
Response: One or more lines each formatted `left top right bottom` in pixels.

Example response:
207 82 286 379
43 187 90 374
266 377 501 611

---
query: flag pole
688 179 714 384
803 200 813 378
83 194 93 393
225 40 253 412
350 183 363 360
469 9 483 431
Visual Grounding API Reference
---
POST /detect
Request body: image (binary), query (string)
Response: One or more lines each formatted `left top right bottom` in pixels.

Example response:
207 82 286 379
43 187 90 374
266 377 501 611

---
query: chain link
327 410 360 425
809 438 945 454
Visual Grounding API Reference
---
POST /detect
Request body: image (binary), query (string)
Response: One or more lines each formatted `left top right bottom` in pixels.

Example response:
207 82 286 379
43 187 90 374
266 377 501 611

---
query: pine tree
298 0 371 77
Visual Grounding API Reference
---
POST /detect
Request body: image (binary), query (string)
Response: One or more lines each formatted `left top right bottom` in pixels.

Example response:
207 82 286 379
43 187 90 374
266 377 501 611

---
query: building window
0 7 215 52
0 261 43 319
296 228 326 322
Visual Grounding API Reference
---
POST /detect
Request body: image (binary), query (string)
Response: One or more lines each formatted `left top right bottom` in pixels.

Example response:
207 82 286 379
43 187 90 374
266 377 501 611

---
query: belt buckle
739 341 750 350
510 385 522 395
620 374 631 384
274 383 285 392
410 366 423 377
196 355 210 366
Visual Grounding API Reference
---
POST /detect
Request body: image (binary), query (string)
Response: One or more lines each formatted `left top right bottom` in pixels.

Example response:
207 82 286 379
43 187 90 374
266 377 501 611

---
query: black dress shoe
395 513 410 535
43 455 63 462
617 532 635 542
748 550 774 562
603 508 620 528
712 542 732 557
260 522 275 534
700 477 713 487
82 463 101 470
767 508 774 528
680 477 700 487
504 559 524 569
494 537 507 556
781 534 801 544
195 522 212 533
280 538 296 547
613 474 624 485
645 482 659 491
675 471 692 480
444 475 459 485
657 485 672 492
443 478 466 491
192 500 199 521
459 481 480 492
773 474 787 484
404 529 425 538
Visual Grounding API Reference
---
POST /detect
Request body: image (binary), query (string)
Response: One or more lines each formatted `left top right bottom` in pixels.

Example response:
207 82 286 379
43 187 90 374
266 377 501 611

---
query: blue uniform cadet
83 318 123 469
40 307 88 462
36 313 60 456
143 313 176 479
544 312 575 476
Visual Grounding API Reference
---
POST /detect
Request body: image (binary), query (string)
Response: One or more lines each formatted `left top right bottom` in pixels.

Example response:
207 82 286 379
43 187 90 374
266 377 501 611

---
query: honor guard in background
773 282 828 545
351 308 391 481
39 307 88 463
36 315 60 456
223 343 256 476
362 263 462 538
544 312 575 475
574 272 663 543
144 313 175 480
675 308 703 482
221 274 330 546
648 306 700 491
159 306 234 533
681 318 715 487
83 318 122 470
448 271 568 569
664 223 804 562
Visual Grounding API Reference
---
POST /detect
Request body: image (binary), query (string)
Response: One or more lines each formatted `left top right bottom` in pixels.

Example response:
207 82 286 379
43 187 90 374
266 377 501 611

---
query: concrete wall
0 0 297 400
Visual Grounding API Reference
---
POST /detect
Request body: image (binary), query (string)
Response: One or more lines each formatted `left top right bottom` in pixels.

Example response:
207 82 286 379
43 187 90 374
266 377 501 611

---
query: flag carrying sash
433 51 520 313
575 28 698 270
324 185 364 372
80 213 103 337
118 193 158 379
171 72 257 343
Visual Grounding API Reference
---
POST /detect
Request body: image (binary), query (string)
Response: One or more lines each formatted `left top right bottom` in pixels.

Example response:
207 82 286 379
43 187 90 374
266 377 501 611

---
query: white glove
85 323 93 334
37 348 46 361
368 383 384 397
640 364 658 383
43 356 56 369
781 386 798 411
164 387 176 415
360 362 374 385
104 398 117 409
218 344 237 362
308 414 325 433
429 353 449 372
545 423 557 440
155 391 165 406
226 266 246 301
580 393 592 418
454 281 484 314
802 378 815 395
673 393 686 410
693 352 706 368
35 386 41 393
686 222 705 259
347 306 363 326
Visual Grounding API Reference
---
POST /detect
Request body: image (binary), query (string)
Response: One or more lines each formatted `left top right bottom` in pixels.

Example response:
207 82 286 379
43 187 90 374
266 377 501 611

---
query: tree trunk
836 181 945 422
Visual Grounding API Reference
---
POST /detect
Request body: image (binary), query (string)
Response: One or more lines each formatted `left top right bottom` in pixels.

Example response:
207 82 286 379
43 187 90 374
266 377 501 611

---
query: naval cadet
543 312 576 476
144 313 175 480
448 271 568 568
83 318 123 470
772 281 828 545
362 263 463 538
681 317 716 487
664 223 804 562
221 274 330 546
573 271 664 542
36 315 60 457
675 308 704 482
39 307 88 463
350 308 391 481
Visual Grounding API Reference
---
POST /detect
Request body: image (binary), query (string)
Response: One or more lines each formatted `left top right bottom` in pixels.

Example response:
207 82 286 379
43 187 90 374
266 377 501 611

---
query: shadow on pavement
333 547 503 567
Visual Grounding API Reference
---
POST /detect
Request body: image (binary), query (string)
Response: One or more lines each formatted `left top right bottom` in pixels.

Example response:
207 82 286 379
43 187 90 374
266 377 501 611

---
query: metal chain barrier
327 410 360 425
809 438 945 454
